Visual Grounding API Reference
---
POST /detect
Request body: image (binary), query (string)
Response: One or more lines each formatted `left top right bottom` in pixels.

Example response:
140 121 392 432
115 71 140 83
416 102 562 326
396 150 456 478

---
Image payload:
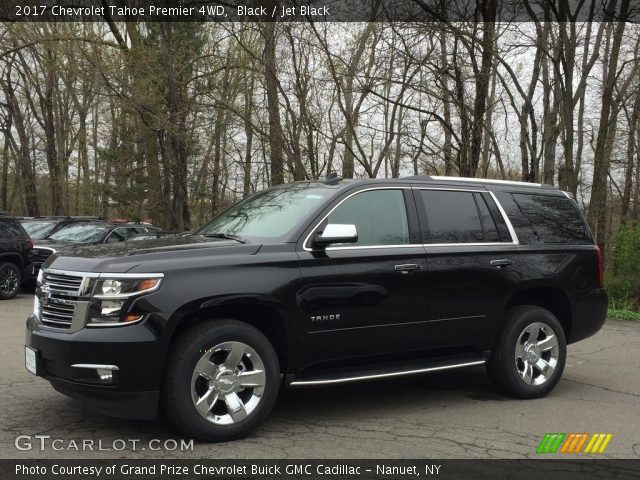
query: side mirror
313 224 358 248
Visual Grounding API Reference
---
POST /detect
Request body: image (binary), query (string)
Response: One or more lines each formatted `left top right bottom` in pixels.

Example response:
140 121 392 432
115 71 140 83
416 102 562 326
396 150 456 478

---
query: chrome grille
38 271 85 329
40 300 75 328
42 272 83 294
32 247 55 264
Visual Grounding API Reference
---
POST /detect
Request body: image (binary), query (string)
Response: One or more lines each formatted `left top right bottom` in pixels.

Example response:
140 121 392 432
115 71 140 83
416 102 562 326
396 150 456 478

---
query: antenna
325 171 343 185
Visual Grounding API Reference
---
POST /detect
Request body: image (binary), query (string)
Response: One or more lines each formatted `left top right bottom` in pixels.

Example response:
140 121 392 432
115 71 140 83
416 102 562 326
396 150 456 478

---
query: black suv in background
0 213 32 299
19 216 104 240
25 176 607 442
30 222 158 278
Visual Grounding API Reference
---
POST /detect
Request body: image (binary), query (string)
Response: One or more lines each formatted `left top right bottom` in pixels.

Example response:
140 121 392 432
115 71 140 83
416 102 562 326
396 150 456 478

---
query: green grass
607 308 640 321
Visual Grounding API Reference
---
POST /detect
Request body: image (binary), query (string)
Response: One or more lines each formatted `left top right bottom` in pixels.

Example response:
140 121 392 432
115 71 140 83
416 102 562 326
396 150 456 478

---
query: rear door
413 187 521 351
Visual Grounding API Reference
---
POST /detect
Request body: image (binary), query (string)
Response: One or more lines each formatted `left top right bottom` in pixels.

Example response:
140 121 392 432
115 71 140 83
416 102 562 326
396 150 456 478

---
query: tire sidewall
496 307 567 398
0 262 21 300
165 321 281 442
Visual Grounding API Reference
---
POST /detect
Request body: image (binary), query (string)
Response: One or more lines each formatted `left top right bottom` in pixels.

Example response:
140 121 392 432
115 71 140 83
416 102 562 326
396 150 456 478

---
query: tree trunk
262 19 285 186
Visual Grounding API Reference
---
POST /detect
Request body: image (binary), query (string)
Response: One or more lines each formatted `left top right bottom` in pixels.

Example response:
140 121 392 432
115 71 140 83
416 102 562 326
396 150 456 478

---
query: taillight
595 244 604 288
27 238 33 249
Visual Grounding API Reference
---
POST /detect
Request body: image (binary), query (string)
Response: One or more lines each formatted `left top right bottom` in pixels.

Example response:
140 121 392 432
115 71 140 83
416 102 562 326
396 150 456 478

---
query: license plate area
25 346 38 375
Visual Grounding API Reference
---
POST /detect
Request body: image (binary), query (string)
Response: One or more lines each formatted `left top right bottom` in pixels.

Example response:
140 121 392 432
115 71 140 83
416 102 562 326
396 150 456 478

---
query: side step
289 353 487 387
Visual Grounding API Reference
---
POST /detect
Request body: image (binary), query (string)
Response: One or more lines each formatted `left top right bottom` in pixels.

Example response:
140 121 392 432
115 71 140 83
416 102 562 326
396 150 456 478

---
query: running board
289 354 487 387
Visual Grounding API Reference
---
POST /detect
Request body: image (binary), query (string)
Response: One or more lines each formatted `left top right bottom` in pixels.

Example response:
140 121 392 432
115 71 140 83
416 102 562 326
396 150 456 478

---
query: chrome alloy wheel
0 267 18 295
190 341 266 425
514 322 559 386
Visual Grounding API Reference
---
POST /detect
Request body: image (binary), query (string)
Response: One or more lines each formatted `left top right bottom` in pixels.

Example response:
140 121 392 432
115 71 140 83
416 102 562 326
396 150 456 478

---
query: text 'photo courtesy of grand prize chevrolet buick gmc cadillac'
25 175 607 442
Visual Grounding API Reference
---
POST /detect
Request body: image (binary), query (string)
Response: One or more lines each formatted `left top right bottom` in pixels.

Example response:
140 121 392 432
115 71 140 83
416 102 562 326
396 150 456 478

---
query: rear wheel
487 306 566 398
163 319 280 442
0 262 21 300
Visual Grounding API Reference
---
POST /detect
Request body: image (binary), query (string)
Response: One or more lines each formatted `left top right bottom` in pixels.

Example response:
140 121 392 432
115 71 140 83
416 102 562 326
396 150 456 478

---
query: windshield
48 224 112 243
21 220 58 239
197 186 332 241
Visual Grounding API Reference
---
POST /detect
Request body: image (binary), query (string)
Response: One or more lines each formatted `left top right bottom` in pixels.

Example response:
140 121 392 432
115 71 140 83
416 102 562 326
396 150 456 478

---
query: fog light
96 368 114 382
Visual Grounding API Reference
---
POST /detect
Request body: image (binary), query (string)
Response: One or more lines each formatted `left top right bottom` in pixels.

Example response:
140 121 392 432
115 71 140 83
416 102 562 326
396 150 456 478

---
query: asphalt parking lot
1 293 639 459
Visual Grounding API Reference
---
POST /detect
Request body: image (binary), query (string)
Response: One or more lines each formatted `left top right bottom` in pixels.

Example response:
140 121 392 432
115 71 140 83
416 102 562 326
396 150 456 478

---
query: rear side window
513 194 591 244
0 219 26 237
419 190 502 244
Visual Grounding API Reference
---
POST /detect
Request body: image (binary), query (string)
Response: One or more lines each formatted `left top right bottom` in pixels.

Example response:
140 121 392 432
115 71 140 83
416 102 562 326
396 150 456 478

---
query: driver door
296 187 429 370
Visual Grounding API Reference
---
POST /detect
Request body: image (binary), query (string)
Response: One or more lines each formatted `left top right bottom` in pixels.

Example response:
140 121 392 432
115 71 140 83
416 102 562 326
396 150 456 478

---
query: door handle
394 264 421 274
490 259 513 268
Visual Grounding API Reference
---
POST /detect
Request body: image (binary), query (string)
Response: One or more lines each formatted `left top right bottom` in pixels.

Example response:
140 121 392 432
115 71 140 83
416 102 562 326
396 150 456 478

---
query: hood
44 235 263 274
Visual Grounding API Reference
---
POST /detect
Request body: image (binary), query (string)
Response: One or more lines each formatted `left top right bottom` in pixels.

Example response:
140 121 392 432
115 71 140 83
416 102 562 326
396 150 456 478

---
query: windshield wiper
202 233 246 244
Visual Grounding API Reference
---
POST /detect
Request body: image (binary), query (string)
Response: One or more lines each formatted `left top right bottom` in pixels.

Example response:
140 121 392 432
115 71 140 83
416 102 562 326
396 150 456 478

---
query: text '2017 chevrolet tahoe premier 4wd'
25 176 607 441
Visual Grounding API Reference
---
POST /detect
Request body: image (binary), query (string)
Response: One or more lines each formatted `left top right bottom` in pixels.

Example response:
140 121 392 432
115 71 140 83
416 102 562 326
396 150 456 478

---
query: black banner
1 0 639 23
3 459 640 480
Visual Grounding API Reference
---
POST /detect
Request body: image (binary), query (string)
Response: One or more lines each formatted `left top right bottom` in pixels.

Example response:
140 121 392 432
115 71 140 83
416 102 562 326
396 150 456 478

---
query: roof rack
402 175 553 188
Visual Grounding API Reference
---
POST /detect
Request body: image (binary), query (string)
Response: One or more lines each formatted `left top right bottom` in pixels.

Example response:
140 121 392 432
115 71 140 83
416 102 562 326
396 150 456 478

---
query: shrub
606 223 640 311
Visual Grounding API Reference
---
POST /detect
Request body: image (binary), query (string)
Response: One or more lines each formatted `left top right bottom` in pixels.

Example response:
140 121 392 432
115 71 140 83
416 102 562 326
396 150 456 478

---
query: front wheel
487 306 566 399
163 319 281 442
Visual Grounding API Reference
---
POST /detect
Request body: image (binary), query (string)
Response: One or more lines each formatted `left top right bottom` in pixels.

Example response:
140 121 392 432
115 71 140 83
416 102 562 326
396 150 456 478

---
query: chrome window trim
416 187 519 247
489 191 520 245
302 185 520 252
324 244 423 251
302 186 413 252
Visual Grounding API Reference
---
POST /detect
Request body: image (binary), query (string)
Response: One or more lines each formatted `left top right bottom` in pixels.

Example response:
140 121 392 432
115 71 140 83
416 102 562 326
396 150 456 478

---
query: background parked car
128 231 181 241
0 213 32 299
19 216 105 240
31 223 160 275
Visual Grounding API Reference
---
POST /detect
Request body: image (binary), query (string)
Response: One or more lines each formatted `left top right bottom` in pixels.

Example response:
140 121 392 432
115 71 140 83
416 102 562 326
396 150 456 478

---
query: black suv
25 176 607 441
0 213 32 299
21 217 105 280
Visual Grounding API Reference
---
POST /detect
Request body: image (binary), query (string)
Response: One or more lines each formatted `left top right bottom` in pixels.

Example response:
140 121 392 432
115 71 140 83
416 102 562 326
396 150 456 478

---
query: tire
487 305 566 399
163 319 281 442
0 262 21 300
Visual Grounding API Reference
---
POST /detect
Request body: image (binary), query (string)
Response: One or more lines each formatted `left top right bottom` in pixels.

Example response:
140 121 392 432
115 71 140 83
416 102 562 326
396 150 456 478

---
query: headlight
87 275 162 326
95 278 161 298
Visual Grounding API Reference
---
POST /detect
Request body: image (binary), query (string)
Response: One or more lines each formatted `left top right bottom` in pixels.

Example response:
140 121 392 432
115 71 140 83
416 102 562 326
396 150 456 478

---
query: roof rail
402 175 553 188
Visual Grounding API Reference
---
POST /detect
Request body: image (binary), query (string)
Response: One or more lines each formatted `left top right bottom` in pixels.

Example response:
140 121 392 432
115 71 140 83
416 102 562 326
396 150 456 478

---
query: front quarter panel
128 244 302 377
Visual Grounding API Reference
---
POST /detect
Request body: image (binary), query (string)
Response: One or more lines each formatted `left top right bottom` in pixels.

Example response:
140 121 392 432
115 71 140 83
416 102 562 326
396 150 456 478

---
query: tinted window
326 189 409 246
419 190 502 244
476 194 500 242
0 219 26 237
21 220 58 239
48 224 111 243
513 194 591 244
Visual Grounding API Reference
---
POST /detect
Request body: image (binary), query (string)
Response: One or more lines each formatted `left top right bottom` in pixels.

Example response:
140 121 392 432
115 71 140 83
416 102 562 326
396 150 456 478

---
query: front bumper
26 314 165 419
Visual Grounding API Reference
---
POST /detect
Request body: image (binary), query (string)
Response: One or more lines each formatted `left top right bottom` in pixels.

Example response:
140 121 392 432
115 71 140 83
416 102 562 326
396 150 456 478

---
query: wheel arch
504 287 573 340
0 253 25 270
167 297 290 373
